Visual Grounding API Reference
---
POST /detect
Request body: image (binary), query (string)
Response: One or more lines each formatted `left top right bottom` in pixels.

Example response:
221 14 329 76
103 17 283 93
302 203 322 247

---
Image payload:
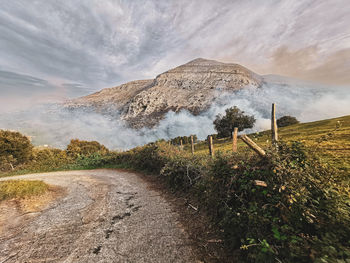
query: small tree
0 130 33 170
213 106 255 138
0 130 33 163
277 116 299 127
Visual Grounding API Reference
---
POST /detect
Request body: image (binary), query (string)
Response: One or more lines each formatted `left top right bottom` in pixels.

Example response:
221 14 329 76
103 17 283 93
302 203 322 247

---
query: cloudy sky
1 0 349 111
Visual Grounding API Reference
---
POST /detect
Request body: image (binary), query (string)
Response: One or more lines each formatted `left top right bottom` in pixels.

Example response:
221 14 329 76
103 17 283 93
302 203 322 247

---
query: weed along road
0 170 198 263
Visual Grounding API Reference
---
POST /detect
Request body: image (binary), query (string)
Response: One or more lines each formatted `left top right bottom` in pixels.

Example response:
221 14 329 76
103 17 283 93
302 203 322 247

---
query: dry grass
0 180 49 201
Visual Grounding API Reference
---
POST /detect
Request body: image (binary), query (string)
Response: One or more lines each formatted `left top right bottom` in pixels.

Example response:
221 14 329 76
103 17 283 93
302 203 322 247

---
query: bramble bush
206 142 350 262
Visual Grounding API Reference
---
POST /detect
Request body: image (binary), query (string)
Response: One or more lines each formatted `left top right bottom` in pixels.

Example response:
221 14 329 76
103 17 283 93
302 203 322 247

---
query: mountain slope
66 58 262 128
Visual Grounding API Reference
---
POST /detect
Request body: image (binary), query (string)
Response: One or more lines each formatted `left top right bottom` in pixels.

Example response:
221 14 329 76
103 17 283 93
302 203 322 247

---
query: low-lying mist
1 82 349 150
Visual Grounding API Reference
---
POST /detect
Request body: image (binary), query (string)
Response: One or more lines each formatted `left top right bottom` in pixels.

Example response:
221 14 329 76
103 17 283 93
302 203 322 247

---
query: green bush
205 142 350 262
160 154 208 190
29 147 71 170
114 142 180 173
0 135 113 175
0 130 33 171
277 116 300 127
66 139 109 159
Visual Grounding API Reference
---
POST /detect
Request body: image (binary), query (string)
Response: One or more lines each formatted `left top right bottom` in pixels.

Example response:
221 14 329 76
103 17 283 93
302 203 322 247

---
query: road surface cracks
0 169 199 263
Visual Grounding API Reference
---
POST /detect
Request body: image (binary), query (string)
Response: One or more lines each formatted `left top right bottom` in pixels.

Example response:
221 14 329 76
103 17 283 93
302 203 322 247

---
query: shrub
214 106 255 138
0 130 33 171
29 147 71 170
66 139 109 159
170 135 198 145
201 142 350 262
277 116 300 127
66 153 108 169
160 154 208 190
114 142 181 173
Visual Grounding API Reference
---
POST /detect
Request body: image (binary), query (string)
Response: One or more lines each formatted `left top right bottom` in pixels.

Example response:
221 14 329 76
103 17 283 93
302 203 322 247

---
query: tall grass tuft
0 180 49 201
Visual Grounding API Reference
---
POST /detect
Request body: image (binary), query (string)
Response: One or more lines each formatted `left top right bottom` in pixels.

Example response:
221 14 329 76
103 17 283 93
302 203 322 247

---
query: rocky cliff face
65 58 262 128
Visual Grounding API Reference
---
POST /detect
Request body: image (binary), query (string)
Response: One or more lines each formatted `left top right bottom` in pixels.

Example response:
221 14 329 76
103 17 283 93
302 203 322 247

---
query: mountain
65 58 262 128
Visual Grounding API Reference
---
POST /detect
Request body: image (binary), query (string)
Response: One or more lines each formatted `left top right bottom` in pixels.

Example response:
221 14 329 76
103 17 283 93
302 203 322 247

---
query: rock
65 58 262 128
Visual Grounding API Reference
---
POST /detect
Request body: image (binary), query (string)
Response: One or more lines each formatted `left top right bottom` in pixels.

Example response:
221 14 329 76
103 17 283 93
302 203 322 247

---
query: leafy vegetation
0 130 33 171
277 115 300 127
108 140 350 262
0 180 49 201
66 139 109 158
213 106 256 138
0 133 111 176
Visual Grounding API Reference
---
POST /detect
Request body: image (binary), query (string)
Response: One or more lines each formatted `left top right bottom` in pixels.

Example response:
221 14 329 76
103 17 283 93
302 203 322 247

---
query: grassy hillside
184 115 350 173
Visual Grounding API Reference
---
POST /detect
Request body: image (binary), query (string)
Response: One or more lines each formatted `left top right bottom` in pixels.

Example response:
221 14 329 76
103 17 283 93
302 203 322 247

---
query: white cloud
0 0 349 92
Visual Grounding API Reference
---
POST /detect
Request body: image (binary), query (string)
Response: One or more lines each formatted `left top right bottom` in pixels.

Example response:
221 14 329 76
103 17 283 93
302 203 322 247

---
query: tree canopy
0 130 33 163
66 139 109 158
0 130 33 170
277 116 300 127
213 106 255 138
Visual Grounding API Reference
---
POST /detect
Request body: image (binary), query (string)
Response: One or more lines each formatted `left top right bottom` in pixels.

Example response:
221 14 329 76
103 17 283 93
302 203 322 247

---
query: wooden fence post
191 135 195 155
208 135 214 157
240 134 266 157
232 127 238 152
271 103 278 143
180 139 183 150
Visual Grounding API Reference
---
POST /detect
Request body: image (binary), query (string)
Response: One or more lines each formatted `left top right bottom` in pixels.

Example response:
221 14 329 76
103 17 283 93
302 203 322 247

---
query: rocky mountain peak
66 58 262 128
183 58 224 66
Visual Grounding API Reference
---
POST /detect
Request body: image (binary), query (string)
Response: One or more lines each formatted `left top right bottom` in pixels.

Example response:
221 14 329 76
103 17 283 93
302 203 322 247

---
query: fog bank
0 82 349 150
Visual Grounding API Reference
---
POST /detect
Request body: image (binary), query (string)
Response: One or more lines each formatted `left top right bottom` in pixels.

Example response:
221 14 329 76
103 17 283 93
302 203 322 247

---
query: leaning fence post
240 134 266 157
208 135 214 157
232 127 238 152
271 103 278 144
191 135 195 155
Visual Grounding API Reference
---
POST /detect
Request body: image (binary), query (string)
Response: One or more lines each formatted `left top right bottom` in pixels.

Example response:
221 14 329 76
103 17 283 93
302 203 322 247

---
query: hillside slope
187 115 350 173
66 58 262 128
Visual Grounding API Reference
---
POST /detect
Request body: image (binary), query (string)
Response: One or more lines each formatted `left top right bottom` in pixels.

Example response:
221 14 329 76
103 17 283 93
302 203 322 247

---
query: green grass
183 115 350 173
0 180 49 201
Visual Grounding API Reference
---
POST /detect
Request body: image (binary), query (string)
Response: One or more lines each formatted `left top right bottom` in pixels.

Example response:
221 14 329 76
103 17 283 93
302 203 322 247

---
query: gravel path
0 169 198 263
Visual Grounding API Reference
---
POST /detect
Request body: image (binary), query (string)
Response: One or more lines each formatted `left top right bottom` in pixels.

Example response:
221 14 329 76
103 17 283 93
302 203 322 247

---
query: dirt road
0 169 199 263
